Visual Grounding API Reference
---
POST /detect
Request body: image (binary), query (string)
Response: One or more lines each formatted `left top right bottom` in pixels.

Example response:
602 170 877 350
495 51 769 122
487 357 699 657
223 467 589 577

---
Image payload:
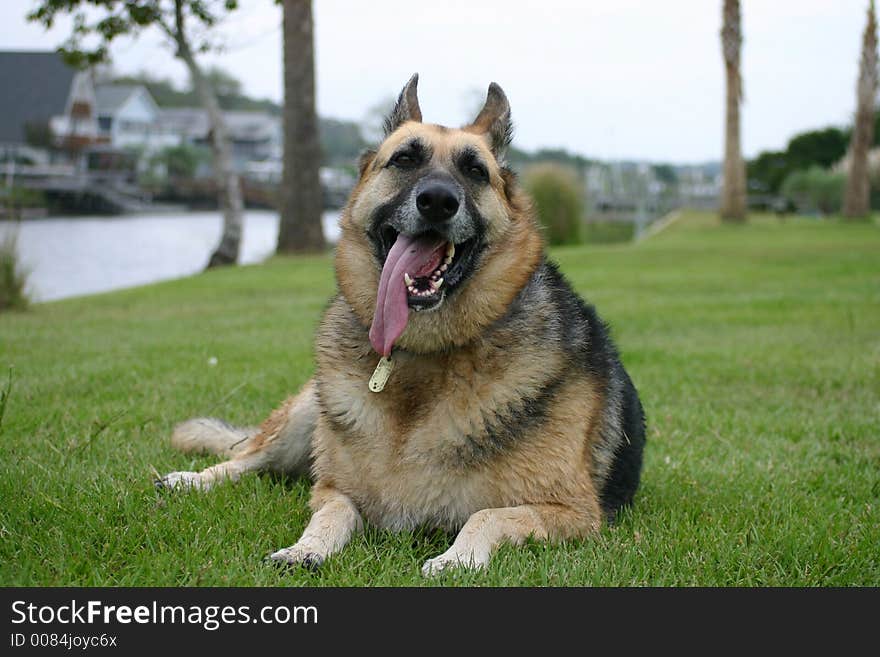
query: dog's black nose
416 182 459 223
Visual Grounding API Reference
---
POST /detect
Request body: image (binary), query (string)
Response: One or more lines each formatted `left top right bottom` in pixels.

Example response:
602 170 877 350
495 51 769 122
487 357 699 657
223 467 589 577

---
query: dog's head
336 74 543 356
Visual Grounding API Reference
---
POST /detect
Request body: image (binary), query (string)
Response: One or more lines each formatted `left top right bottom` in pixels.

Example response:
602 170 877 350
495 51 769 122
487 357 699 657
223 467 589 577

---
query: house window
119 120 149 134
98 116 113 132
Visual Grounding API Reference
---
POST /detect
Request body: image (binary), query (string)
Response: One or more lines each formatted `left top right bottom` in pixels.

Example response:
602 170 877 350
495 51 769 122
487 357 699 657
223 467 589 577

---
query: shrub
523 163 585 245
0 228 29 312
142 144 210 186
161 144 209 179
0 186 46 210
780 166 845 215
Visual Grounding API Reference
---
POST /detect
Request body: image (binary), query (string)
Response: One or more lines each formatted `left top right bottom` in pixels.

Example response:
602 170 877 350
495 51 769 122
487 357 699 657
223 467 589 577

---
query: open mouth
368 224 481 357
403 241 452 309
375 225 476 311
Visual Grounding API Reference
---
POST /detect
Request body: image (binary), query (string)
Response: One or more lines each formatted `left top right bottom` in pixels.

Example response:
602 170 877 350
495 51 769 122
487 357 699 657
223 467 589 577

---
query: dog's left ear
470 82 513 156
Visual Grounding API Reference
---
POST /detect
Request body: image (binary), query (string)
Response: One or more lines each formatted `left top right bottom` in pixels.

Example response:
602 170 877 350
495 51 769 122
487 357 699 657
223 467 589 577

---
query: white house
95 84 179 153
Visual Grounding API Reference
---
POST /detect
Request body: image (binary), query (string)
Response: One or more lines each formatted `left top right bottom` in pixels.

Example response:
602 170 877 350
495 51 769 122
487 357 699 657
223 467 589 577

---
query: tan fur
312 337 603 533
170 418 259 457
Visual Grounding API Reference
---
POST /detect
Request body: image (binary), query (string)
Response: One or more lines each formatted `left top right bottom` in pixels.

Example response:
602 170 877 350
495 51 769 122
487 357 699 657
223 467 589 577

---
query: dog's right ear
383 73 422 136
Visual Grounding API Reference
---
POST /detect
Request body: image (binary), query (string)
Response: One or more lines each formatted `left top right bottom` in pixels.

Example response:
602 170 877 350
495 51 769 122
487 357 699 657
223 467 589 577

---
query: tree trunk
277 0 325 254
720 0 747 222
172 0 243 268
843 1 878 220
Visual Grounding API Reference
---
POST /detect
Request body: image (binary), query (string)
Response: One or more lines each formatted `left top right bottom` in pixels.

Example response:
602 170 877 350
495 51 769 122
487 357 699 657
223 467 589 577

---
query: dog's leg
158 451 266 491
158 380 318 491
421 503 601 576
268 485 363 568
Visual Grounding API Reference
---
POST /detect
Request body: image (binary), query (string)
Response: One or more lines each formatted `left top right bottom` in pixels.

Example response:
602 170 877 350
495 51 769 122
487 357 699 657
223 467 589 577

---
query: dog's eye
466 163 488 183
389 152 420 169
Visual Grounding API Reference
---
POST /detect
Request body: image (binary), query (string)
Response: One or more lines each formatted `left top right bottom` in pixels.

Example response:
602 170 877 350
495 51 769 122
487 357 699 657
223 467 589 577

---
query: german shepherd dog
158 75 645 575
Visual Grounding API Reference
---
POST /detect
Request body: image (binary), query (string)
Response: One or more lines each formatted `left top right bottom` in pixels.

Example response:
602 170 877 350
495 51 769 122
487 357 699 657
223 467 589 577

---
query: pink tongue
369 233 444 356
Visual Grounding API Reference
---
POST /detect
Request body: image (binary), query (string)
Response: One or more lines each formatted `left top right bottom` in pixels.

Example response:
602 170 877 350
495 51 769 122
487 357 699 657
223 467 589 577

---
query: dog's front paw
155 471 212 491
268 544 325 570
421 546 489 577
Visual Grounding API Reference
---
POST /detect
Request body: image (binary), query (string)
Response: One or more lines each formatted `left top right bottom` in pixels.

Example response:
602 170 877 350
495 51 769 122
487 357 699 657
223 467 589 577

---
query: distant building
94 84 179 153
0 50 99 164
159 108 282 174
676 166 722 208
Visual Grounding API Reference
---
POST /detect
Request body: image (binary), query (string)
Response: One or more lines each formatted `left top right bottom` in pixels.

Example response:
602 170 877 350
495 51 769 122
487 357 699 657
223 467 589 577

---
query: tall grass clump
781 166 845 215
523 163 585 245
0 227 29 312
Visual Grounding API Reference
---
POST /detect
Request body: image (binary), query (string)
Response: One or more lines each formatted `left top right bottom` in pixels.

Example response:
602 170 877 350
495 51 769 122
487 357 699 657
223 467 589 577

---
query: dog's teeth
446 243 455 259
404 273 413 286
433 278 444 290
440 263 448 272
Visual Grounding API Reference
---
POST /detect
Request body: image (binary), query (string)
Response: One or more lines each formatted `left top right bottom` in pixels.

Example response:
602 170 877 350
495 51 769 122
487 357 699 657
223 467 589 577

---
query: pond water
1 210 342 302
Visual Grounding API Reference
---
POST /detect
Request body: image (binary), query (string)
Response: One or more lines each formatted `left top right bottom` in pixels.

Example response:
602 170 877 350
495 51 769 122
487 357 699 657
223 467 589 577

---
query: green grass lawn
1 211 878 586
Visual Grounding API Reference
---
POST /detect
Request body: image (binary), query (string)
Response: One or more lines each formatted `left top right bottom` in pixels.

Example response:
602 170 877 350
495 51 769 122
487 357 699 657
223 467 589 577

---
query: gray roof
160 108 279 141
159 107 210 138
0 51 76 143
95 84 141 115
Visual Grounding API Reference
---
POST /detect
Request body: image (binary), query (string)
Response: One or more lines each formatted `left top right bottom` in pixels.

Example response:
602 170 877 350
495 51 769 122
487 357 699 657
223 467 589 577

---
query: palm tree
720 0 747 222
277 0 325 253
843 1 878 219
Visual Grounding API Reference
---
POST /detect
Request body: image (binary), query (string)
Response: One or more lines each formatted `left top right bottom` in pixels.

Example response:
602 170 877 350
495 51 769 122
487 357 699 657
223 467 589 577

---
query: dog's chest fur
311 297 596 532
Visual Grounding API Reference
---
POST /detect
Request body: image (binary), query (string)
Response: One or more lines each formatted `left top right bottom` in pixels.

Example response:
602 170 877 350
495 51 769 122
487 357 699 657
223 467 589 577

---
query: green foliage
1 186 47 209
0 229 29 312
780 166 846 215
23 121 54 149
786 128 849 170
748 125 850 194
651 164 678 186
747 150 790 194
1 213 878 585
202 66 242 97
320 118 367 166
155 143 209 179
27 1 240 67
524 163 585 245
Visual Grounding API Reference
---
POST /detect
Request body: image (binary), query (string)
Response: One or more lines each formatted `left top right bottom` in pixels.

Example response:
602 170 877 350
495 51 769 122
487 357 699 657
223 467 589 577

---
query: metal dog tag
368 356 394 393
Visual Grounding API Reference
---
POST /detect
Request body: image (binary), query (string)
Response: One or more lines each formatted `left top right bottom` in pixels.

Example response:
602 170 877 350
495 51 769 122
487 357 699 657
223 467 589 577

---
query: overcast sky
0 0 871 163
